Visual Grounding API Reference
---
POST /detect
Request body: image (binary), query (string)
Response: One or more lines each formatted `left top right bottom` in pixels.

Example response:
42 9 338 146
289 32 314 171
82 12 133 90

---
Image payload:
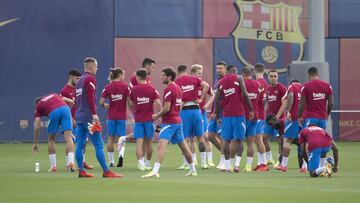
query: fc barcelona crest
232 0 305 73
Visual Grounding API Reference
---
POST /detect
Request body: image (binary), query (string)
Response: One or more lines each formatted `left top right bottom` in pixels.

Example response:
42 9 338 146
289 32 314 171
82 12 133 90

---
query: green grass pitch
0 142 359 203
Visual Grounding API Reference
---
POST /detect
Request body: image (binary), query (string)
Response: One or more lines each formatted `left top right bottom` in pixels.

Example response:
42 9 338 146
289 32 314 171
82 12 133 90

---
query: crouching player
130 69 161 171
32 93 76 172
299 125 338 177
142 67 197 178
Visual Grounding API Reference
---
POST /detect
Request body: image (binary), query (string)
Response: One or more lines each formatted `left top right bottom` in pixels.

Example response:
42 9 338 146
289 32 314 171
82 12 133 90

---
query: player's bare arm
237 75 254 119
300 143 308 164
298 95 306 124
127 97 134 112
62 97 74 107
199 81 209 104
154 98 162 113
152 101 170 121
327 94 333 119
213 87 221 120
32 117 41 153
203 88 215 110
276 98 288 119
99 98 109 110
285 92 294 120
331 141 339 172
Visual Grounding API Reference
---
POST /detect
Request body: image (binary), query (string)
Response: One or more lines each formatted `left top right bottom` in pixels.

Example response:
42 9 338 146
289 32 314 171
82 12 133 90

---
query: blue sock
90 132 109 172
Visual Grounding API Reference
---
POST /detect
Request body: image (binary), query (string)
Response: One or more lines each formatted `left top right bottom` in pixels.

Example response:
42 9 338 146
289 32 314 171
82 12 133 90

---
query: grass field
0 142 359 203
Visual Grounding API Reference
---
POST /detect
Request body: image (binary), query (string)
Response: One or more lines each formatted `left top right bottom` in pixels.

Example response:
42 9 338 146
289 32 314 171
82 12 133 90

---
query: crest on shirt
232 0 305 73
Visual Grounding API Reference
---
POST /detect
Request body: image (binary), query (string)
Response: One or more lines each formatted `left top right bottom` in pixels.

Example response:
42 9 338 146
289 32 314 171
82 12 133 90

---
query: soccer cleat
117 156 123 168
243 164 252 172
201 163 210 169
185 171 198 177
325 163 333 177
233 166 240 173
48 166 57 173
194 159 198 166
267 160 275 166
256 164 269 172
141 171 160 178
83 162 94 170
109 163 115 168
299 167 308 173
145 165 152 171
138 165 146 171
177 163 188 170
218 164 226 172
326 157 335 166
68 162 76 172
275 165 287 172
78 170 95 178
273 161 280 168
208 160 216 167
253 165 261 171
103 170 124 178
87 121 102 135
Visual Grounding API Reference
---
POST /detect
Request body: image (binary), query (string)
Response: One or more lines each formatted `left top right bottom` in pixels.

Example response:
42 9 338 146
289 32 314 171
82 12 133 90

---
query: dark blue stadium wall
0 0 114 142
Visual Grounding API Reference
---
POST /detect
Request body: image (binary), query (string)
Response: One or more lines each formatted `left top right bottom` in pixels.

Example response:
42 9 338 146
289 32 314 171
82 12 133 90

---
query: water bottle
35 161 40 172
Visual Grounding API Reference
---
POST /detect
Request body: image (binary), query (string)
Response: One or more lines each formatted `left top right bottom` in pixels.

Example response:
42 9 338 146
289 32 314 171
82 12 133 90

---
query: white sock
183 155 188 165
257 152 261 165
49 154 56 168
152 162 161 174
266 151 273 162
108 152 115 164
119 136 126 144
189 162 196 172
192 153 197 162
68 152 74 164
83 154 86 162
66 155 69 166
260 153 266 165
220 154 225 162
200 152 206 165
145 159 151 167
138 158 145 167
234 156 241 167
207 152 213 162
246 157 253 166
302 159 308 168
281 156 288 167
320 158 326 167
119 146 125 157
224 160 231 170
315 166 326 175
230 158 234 167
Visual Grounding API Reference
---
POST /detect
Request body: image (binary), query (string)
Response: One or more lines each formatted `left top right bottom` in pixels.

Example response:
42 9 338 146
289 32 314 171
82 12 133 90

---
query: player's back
218 74 244 117
129 75 151 88
102 81 129 120
162 83 182 124
131 83 159 122
299 126 332 152
302 79 332 119
244 79 260 119
175 75 201 102
287 83 302 120
35 93 66 117
60 85 76 117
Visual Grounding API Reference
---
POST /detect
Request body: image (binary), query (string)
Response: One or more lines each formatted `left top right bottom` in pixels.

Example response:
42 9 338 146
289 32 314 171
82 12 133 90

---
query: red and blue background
0 0 359 141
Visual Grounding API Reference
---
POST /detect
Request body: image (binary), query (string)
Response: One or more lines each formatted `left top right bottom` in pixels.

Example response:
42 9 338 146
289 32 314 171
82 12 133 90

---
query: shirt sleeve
101 87 108 99
34 105 42 118
154 88 160 100
59 87 68 99
163 88 172 102
129 76 136 89
298 130 306 144
85 76 97 114
328 84 333 95
300 85 307 97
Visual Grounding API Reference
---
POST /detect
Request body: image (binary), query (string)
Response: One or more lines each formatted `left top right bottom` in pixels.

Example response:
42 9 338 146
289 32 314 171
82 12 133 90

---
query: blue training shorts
304 118 327 130
202 111 209 133
221 116 246 141
180 108 204 138
284 120 300 139
159 123 184 144
255 120 266 135
107 120 126 137
245 120 258 137
264 122 279 137
308 147 331 173
48 106 72 135
134 122 155 139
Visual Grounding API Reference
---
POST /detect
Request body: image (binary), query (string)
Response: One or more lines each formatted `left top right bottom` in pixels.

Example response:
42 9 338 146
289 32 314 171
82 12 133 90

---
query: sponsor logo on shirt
268 94 277 102
137 97 150 105
181 85 194 93
248 92 258 100
297 92 301 101
76 88 82 97
111 94 123 101
176 98 182 106
313 92 326 100
224 88 236 97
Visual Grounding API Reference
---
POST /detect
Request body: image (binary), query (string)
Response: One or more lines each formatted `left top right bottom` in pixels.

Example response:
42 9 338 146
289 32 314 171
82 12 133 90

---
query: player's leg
75 123 95 177
254 120 268 171
116 120 127 167
63 130 75 172
47 135 57 172
307 148 331 177
177 110 191 169
134 122 146 171
193 109 207 169
107 136 115 167
144 122 155 170
233 140 243 172
178 141 197 176
189 137 198 165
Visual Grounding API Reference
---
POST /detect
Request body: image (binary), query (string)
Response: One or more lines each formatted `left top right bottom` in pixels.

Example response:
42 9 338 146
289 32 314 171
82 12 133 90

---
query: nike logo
0 18 20 28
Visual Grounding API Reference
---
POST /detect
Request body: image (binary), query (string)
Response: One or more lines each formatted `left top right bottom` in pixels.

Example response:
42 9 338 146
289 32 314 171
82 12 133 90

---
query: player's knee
198 142 206 152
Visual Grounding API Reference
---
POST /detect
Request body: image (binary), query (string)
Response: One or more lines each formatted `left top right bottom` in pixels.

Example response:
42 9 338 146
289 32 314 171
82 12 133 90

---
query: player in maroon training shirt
253 63 269 171
100 68 130 167
264 69 287 166
299 125 338 177
175 65 210 169
142 67 197 178
298 67 333 129
190 64 216 167
32 93 76 172
129 69 161 171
